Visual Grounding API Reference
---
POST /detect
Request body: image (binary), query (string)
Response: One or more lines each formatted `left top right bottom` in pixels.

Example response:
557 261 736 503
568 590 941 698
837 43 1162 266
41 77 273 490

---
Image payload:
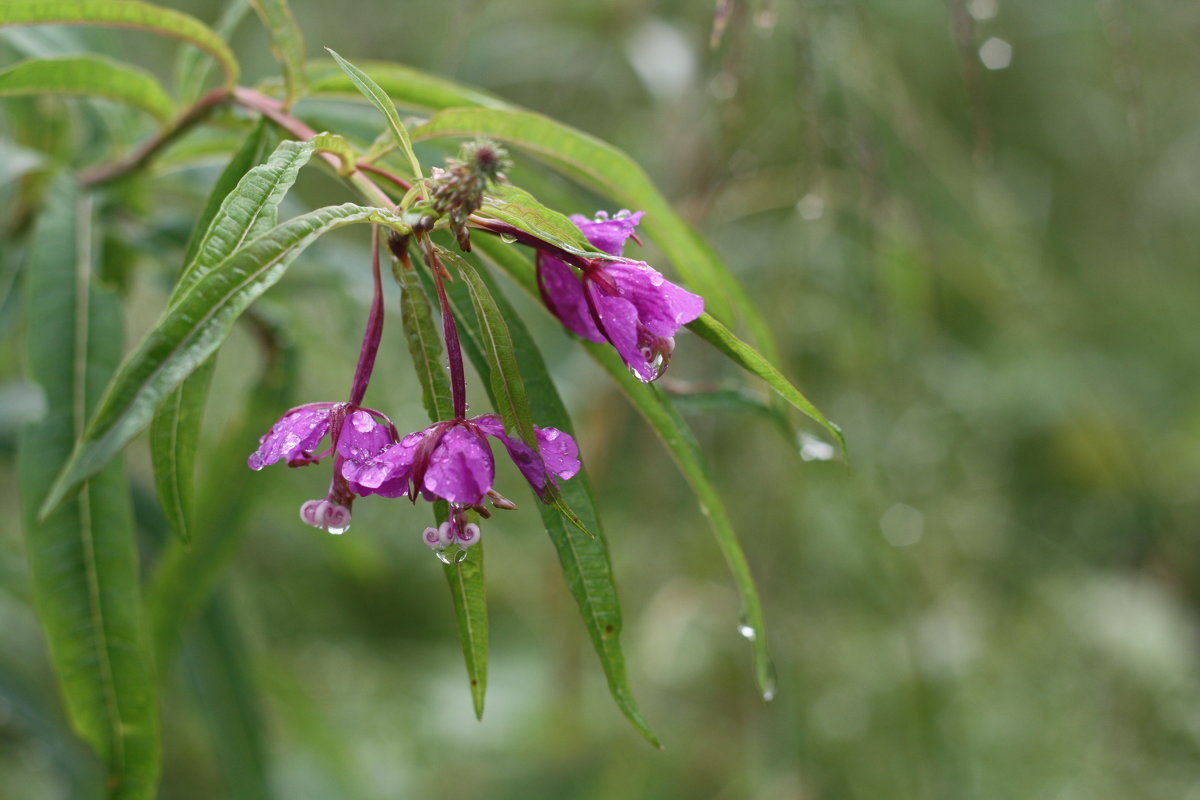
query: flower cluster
249 141 703 560
537 210 704 381
250 402 579 559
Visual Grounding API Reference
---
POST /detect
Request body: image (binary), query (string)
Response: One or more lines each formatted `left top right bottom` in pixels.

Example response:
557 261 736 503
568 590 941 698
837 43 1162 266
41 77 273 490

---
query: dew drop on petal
649 273 664 287
545 429 559 441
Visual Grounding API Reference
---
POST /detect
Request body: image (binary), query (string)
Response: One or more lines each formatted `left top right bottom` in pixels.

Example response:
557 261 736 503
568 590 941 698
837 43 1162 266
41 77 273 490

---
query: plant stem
348 226 385 406
231 87 398 210
81 89 231 186
420 239 469 419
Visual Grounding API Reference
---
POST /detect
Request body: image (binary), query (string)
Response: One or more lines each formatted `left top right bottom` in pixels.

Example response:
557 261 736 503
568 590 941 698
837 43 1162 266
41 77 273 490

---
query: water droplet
426 476 438 490
499 233 517 244
738 623 757 641
798 433 835 462
761 660 779 702
649 272 664 287
545 429 559 441
434 545 470 565
325 521 350 535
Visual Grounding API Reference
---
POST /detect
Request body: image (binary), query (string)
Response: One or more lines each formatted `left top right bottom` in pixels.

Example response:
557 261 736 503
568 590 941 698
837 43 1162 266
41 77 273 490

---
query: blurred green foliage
3 0 1200 798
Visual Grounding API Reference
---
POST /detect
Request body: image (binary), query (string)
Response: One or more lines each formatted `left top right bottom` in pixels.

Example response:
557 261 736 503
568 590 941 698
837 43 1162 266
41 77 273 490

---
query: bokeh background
3 0 1200 797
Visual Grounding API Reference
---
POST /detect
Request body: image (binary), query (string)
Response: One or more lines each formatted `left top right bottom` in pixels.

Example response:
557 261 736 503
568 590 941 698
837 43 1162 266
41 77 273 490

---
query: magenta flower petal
588 287 656 379
570 210 645 256
473 414 548 493
248 403 334 470
422 425 494 505
604 260 704 338
536 252 605 342
536 426 580 482
336 410 395 460
344 431 421 498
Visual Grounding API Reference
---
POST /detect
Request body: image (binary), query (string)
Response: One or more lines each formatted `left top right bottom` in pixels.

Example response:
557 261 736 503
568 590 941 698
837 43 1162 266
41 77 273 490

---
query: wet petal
536 426 580 482
343 430 421 498
572 210 645 256
605 259 704 338
422 425 494 505
536 253 604 342
336 409 395 460
474 414 547 493
248 403 333 470
588 285 658 380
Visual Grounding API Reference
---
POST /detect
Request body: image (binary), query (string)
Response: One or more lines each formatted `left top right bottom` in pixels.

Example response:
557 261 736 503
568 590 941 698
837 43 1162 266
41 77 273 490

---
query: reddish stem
422 241 469 419
348 226 385 406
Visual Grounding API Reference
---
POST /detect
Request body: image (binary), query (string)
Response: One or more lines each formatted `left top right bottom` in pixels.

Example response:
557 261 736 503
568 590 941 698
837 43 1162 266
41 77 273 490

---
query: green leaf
474 235 778 701
0 0 239 90
429 242 660 746
480 183 598 259
442 528 488 720
182 592 272 800
394 254 488 719
311 131 356 176
175 0 249 103
324 48 422 181
306 58 510 113
149 307 298 669
40 202 409 519
151 132 305 544
396 258 453 420
590 345 778 701
248 0 305 108
0 56 174 123
688 312 846 457
438 247 537 450
17 177 161 798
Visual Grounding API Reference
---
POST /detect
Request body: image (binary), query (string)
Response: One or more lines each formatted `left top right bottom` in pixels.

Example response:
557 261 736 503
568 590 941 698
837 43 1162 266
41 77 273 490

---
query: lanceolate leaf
150 124 277 544
427 246 660 746
587 345 778 701
149 308 298 669
248 0 306 108
395 256 488 720
439 247 537 450
0 0 239 90
182 592 272 800
17 177 161 798
324 49 423 181
396 259 453 421
41 202 409 518
306 58 510 113
480 183 598 259
175 0 249 103
688 313 846 457
474 234 778 701
0 56 174 122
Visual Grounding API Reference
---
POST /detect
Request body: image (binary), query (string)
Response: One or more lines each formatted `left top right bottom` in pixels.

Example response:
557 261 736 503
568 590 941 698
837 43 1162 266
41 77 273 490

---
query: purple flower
536 210 704 382
340 413 580 552
249 403 398 534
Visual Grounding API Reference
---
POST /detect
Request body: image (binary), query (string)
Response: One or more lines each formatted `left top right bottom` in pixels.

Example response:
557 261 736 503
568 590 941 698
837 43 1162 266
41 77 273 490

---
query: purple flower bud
458 522 481 547
422 526 441 548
